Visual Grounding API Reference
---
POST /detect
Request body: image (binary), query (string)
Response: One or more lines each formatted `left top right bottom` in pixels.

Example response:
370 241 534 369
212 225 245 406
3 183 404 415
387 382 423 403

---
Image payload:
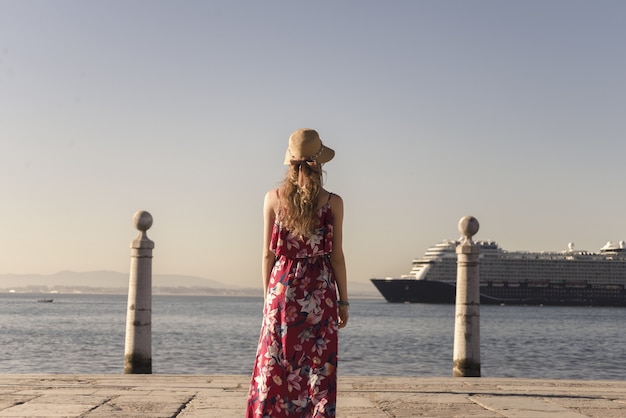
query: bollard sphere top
133 210 153 232
458 216 479 238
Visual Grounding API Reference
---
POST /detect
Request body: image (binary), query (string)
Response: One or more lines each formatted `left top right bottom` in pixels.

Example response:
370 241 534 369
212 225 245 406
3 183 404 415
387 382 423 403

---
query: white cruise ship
371 240 626 306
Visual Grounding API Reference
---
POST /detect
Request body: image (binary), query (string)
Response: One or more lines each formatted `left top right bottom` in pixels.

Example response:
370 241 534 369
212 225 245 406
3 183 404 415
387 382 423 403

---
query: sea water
1 293 625 380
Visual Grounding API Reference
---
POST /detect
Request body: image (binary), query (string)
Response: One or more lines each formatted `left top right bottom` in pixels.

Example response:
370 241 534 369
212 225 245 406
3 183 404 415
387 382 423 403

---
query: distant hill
346 280 381 298
0 270 233 288
0 271 245 294
0 271 381 298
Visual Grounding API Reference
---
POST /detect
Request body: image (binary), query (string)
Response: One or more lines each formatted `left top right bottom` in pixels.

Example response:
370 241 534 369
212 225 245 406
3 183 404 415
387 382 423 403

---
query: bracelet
337 300 350 306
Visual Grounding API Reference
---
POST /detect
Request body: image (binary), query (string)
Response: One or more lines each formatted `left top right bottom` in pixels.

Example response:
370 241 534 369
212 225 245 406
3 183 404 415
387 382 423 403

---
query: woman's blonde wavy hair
278 160 324 238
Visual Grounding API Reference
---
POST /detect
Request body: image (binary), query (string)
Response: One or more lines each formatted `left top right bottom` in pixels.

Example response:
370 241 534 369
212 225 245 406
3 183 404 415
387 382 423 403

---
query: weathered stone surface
0 374 625 417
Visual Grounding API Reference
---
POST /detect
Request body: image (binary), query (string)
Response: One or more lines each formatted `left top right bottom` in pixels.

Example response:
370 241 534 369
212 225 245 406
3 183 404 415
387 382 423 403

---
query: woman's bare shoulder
264 189 280 210
265 188 278 199
328 191 343 211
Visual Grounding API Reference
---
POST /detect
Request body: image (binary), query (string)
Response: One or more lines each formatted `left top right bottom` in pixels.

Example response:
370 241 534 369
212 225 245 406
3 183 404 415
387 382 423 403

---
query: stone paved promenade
0 374 625 417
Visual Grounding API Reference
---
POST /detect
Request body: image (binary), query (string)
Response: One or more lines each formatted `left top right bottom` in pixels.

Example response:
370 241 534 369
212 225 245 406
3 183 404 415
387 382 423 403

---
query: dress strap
327 192 333 204
275 189 282 219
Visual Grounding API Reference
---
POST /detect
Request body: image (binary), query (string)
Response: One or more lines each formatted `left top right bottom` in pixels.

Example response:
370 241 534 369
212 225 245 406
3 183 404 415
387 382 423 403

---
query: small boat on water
37 298 54 303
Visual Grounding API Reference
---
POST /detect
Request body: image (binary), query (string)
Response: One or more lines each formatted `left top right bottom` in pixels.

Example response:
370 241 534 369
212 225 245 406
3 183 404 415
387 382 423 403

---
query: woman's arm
261 190 277 300
329 194 349 328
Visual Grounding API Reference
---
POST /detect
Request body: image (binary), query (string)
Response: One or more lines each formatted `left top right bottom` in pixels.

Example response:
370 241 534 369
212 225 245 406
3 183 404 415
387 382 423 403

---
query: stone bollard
453 215 481 377
124 210 154 374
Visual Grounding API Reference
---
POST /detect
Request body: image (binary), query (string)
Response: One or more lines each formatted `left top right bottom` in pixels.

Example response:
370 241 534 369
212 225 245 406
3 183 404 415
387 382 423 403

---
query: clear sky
1 1 625 289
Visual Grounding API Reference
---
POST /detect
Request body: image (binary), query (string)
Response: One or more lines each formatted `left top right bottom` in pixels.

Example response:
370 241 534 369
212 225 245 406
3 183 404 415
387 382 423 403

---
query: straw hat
284 128 335 165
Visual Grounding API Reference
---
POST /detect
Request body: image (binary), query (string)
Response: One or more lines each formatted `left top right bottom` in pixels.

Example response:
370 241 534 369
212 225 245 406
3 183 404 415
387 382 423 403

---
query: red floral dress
247 194 339 418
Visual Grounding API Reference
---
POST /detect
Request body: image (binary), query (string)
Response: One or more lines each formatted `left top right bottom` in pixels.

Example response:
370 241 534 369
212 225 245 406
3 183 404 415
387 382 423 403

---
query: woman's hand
338 305 349 329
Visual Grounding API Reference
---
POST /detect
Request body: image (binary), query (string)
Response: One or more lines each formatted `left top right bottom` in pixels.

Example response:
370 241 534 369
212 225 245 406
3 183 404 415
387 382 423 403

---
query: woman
246 128 349 418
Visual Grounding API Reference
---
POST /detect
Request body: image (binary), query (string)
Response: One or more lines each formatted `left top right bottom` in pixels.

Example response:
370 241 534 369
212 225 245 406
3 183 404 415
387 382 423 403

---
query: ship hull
371 278 626 306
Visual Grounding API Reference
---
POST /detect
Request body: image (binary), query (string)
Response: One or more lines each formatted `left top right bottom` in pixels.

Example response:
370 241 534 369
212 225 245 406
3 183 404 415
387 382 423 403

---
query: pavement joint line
79 396 115 418
172 394 196 418
345 389 612 399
